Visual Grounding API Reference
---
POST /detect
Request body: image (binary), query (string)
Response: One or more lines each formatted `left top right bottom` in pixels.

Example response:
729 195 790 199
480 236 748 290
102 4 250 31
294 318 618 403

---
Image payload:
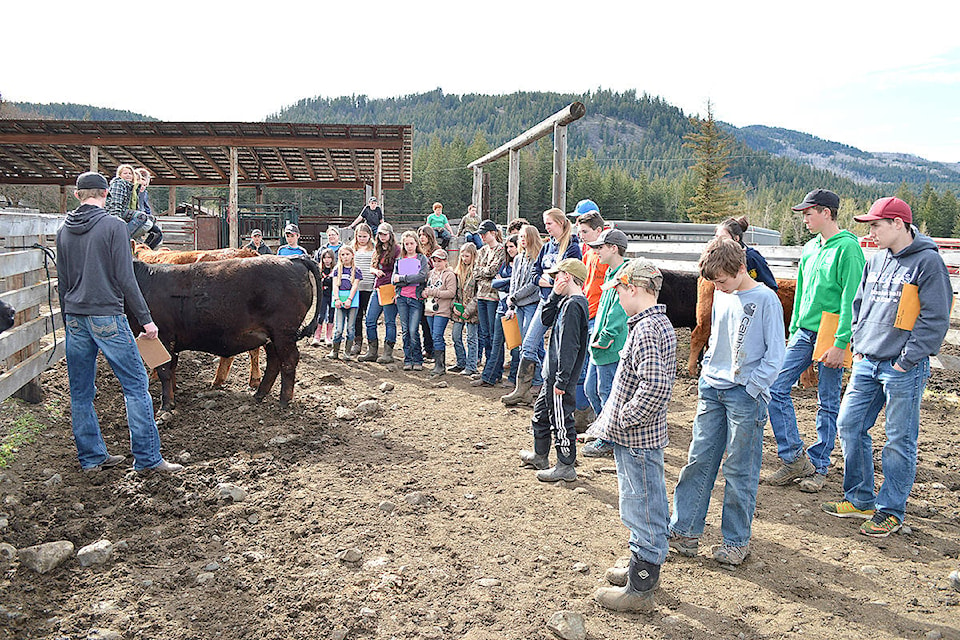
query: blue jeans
614 445 669 566
365 293 397 343
520 300 548 386
670 381 766 548
333 305 358 343
64 314 163 471
838 357 930 522
768 328 844 474
464 232 483 249
395 295 423 364
584 359 618 416
452 321 478 371
427 315 449 353
477 298 498 364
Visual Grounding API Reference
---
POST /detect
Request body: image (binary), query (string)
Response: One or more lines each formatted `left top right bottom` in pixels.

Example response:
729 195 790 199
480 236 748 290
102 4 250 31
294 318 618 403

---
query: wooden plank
0 340 65 404
0 250 47 278
0 309 61 362
1 132 407 150
0 213 64 237
0 280 58 311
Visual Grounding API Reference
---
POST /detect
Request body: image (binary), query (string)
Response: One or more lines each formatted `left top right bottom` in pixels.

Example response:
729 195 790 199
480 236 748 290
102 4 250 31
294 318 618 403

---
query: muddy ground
1 329 958 640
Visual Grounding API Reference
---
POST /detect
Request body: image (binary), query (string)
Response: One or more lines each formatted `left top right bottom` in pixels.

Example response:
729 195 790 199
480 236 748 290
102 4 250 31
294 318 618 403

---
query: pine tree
683 101 740 223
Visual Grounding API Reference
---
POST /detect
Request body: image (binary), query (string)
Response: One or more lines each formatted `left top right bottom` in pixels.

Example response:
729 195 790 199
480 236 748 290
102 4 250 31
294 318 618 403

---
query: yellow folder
813 311 853 368
893 283 920 331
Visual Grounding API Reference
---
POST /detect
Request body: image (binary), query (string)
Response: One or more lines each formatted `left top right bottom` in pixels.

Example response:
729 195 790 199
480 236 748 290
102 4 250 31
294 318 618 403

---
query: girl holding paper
359 223 401 364
327 246 362 361
393 231 431 371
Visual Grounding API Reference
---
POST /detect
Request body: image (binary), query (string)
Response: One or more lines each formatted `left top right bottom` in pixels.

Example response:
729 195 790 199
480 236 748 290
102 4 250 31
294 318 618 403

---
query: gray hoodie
850 230 952 370
55 204 153 325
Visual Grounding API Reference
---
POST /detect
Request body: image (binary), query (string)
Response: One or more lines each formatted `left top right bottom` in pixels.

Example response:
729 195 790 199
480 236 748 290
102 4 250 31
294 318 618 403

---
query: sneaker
713 543 749 566
668 532 698 557
765 456 816 486
83 454 127 473
139 459 184 474
403 363 413 371
447 365 465 373
460 369 478 377
412 363 423 371
821 500 876 519
798 473 827 493
860 512 902 537
471 379 494 387
582 439 614 458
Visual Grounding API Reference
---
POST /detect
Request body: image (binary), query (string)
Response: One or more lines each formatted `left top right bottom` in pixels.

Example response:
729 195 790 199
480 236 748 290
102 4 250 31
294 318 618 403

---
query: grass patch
0 412 46 468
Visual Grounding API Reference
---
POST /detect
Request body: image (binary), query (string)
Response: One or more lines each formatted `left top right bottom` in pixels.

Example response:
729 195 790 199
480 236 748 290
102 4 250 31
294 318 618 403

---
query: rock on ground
546 610 587 640
18 541 75 574
77 540 114 567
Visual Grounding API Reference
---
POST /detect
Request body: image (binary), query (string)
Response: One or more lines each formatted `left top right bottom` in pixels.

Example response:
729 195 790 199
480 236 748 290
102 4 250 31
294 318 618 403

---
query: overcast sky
4 0 958 162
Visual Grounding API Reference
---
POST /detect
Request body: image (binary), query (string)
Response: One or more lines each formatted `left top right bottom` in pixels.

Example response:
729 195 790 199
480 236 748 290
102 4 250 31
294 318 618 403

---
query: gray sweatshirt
851 231 952 370
55 204 153 325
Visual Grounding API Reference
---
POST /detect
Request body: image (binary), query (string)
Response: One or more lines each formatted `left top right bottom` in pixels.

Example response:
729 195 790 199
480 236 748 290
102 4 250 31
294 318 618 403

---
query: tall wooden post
255 185 264 205
59 185 68 213
373 149 383 204
168 186 176 216
472 166 484 217
552 123 568 212
229 147 239 248
507 149 520 225
89 146 98 172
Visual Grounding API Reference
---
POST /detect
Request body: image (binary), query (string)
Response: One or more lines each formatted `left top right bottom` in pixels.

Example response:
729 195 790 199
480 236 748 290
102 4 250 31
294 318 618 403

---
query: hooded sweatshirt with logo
791 229 865 349
850 231 952 370
55 203 153 325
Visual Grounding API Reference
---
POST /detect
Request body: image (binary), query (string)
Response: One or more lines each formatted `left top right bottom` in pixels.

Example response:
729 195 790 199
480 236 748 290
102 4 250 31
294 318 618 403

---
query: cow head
0 300 14 333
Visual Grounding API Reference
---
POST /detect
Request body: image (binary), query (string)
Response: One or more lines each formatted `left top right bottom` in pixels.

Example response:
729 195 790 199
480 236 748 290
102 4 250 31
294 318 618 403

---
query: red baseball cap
854 197 913 224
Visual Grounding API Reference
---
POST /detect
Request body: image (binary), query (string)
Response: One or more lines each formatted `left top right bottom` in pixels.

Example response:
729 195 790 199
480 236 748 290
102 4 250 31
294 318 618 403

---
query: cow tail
296 255 323 340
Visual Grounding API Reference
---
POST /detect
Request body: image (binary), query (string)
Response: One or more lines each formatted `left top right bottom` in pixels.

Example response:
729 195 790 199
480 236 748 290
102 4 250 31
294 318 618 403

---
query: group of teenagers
452 190 949 614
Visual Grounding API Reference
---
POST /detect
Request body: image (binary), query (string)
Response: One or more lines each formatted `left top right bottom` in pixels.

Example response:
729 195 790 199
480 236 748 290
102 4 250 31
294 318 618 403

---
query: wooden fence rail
0 212 65 403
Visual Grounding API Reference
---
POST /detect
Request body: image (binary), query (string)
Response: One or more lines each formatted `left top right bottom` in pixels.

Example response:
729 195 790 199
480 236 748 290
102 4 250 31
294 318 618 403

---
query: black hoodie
55 204 152 324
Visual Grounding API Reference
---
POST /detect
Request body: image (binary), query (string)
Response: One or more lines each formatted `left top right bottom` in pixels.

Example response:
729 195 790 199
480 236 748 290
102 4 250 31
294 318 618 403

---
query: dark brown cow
128 255 321 411
657 269 700 330
0 299 14 332
133 242 264 389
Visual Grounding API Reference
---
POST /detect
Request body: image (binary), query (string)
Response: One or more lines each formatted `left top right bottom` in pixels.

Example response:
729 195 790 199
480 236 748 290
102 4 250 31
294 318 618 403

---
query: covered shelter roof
0 120 413 189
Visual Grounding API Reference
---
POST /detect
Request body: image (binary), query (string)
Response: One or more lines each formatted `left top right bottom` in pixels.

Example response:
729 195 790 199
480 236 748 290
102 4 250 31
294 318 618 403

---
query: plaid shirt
586 304 676 449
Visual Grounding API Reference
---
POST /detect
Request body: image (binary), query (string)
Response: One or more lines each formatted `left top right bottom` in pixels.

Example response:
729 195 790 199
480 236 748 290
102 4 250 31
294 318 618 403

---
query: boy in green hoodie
766 189 865 493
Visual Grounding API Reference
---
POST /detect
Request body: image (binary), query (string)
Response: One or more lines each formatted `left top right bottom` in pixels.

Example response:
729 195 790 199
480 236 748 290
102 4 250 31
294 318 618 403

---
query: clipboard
136 336 171 369
812 311 853 368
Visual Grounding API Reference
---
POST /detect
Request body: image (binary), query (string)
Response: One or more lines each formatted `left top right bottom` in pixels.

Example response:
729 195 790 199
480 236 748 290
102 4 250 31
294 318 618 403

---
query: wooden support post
229 147 239 248
255 185 264 205
507 149 520 225
553 123 568 212
373 149 383 204
89 146 98 172
472 167 484 218
168 186 176 216
60 185 68 213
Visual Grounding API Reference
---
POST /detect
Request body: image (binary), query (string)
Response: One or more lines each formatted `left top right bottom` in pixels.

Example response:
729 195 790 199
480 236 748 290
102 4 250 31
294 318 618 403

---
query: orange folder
377 284 396 306
501 314 522 350
812 311 853 368
893 283 920 331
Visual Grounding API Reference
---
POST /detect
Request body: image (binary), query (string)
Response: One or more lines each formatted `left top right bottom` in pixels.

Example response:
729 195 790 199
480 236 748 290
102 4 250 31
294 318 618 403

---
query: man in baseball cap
519 256 590 484
822 195 951 536
767 187 865 493
243 228 272 255
277 223 308 257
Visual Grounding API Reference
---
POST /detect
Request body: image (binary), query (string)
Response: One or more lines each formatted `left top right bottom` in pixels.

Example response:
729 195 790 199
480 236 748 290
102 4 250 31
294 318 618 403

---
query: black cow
658 269 699 329
129 255 322 411
0 300 13 333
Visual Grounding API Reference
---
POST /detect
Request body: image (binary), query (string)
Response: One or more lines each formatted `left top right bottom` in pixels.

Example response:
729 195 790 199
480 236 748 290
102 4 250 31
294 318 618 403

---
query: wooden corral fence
0 212 65 403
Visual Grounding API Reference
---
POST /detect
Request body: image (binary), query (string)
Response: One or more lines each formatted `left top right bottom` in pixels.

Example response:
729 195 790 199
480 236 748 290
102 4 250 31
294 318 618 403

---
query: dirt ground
1 328 959 640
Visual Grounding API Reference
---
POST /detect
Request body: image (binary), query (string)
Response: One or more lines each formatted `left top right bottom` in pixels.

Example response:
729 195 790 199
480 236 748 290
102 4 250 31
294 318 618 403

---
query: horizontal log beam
468 102 585 169
0 177 408 189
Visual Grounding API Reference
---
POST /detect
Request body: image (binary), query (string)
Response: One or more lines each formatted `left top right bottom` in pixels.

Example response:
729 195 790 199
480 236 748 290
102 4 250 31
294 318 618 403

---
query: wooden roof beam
322 149 340 181
195 147 228 179
299 149 316 181
348 150 361 181
273 148 294 180
122 145 178 180
221 147 251 180
0 133 406 150
167 146 206 180
0 147 47 177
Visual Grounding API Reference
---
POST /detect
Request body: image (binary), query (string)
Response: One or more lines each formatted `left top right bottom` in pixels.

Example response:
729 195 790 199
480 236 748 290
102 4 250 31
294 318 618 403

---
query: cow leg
276 343 301 408
212 356 234 388
688 323 710 376
248 347 262 389
255 342 282 403
154 357 177 412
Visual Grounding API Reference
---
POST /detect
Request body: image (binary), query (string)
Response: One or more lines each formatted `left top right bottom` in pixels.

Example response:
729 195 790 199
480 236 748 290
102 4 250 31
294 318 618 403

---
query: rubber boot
350 335 363 356
358 338 379 362
431 350 446 377
501 358 536 406
310 324 323 347
325 323 334 344
536 462 577 483
326 342 341 360
594 554 660 612
377 341 396 364
342 340 354 361
518 450 549 470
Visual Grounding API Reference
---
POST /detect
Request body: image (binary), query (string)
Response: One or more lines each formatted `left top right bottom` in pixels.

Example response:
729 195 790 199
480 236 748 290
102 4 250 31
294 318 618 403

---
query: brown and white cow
133 242 264 389
128 255 321 411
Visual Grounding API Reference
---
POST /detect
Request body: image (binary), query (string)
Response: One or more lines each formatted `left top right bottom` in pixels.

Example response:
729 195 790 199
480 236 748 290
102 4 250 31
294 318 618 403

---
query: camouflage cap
601 257 662 292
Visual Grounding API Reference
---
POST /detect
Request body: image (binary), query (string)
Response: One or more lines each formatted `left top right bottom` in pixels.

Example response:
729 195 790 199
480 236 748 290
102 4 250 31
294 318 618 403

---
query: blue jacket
533 235 582 300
